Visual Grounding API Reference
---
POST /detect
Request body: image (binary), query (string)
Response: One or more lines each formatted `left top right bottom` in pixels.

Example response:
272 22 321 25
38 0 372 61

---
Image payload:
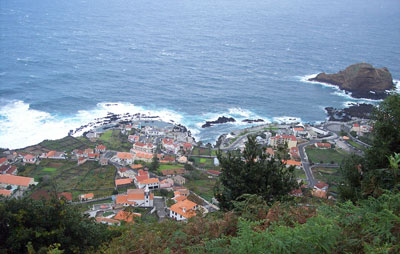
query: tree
215 136 298 210
149 154 159 172
365 94 400 169
184 163 194 171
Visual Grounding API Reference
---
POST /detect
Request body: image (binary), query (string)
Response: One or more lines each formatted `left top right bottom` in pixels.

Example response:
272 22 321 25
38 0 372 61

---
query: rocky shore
201 116 236 128
325 103 374 122
310 63 394 100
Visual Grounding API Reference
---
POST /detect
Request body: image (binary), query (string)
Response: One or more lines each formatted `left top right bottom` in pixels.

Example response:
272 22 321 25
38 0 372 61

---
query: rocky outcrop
325 103 374 122
310 63 394 99
201 116 236 128
242 119 264 124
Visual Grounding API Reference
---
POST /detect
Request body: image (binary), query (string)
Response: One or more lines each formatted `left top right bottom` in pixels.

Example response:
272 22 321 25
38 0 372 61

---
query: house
182 143 193 152
115 187 153 207
6 166 17 175
133 152 153 162
293 127 308 138
23 154 36 164
174 188 189 197
0 165 10 174
207 170 221 177
58 192 72 201
0 174 37 190
134 170 149 184
116 152 134 165
282 160 302 168
115 178 133 187
177 156 188 164
0 158 8 166
88 153 100 160
266 148 275 158
131 142 155 154
314 182 329 191
78 157 87 165
114 210 141 223
128 135 140 143
162 138 179 153
160 178 174 188
131 164 143 170
312 189 327 199
73 149 85 158
137 178 160 189
290 188 303 197
315 143 331 149
269 135 297 149
96 217 121 226
100 158 108 166
169 199 198 221
173 175 186 186
161 168 185 177
79 193 94 201
290 147 300 160
0 189 12 197
41 151 65 159
95 145 106 153
118 167 136 178
351 123 360 133
84 148 94 156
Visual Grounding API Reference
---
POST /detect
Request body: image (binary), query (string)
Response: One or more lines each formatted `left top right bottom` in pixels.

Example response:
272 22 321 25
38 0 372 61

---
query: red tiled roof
81 193 94 199
115 178 133 186
315 182 329 189
88 153 100 158
119 167 128 173
0 189 12 196
114 210 141 223
161 168 185 176
96 145 106 150
135 174 149 182
170 199 197 219
117 152 134 160
271 135 297 141
207 170 221 176
0 158 7 164
294 128 304 131
134 142 146 147
58 192 72 201
131 164 143 169
316 143 331 148
282 160 302 166
6 166 17 174
353 123 360 127
24 154 35 160
0 174 34 187
162 138 173 145
139 178 159 185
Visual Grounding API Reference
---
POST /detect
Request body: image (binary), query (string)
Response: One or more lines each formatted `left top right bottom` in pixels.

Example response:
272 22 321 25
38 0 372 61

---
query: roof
135 174 149 183
343 136 350 140
173 195 187 202
24 154 35 160
6 166 17 174
290 147 299 153
115 195 136 205
170 199 197 219
290 189 303 196
294 127 304 131
117 152 134 160
0 189 12 196
81 193 94 199
312 189 327 199
353 123 360 127
135 152 152 159
162 138 174 145
58 192 72 201
207 170 221 176
271 135 297 141
161 168 185 176
96 217 120 225
315 182 329 189
114 211 141 223
282 160 302 166
119 167 129 173
139 178 159 185
115 178 133 186
131 164 143 169
96 145 106 150
174 188 189 196
0 158 7 164
316 143 331 148
0 174 34 187
266 148 275 156
134 142 146 147
88 153 100 158
183 143 192 149
138 169 148 176
46 151 56 157
85 148 94 154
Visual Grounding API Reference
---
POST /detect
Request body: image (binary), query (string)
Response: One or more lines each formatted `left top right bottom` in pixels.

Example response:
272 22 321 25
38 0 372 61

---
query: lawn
347 140 365 151
192 147 216 156
98 129 131 151
191 157 216 169
305 147 347 164
99 130 113 142
42 167 57 172
22 159 116 200
184 170 216 202
159 164 184 170
38 136 93 153
295 168 306 180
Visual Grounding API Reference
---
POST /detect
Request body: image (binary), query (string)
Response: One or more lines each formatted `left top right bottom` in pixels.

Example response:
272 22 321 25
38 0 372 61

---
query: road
153 196 167 221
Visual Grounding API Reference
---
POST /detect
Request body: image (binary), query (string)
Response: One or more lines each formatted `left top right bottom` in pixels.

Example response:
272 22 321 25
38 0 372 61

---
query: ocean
1 0 399 149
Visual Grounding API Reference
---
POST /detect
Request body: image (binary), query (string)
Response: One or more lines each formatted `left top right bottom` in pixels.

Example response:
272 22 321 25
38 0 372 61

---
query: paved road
153 196 166 221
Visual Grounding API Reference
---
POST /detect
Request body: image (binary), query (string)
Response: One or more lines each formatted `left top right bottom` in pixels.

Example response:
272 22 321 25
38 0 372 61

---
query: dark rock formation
201 116 236 128
242 119 264 124
325 103 374 122
310 63 394 99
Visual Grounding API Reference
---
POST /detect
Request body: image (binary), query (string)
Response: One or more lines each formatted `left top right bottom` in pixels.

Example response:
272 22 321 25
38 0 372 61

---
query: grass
38 136 93 153
312 167 341 193
159 164 184 170
347 140 365 151
98 129 131 152
306 147 347 164
99 130 113 142
185 172 216 202
21 159 116 201
191 157 216 169
42 167 57 172
295 168 306 180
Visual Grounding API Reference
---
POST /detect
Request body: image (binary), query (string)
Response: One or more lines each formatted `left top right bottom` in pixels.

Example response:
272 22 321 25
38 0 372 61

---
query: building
132 142 155 154
269 135 297 149
23 154 37 164
88 153 100 160
0 158 8 166
79 193 94 201
0 189 12 197
161 168 185 177
58 192 72 201
315 143 332 149
100 158 108 166
177 156 188 164
116 152 134 165
96 217 120 226
160 178 174 188
169 199 198 221
128 135 140 143
115 187 153 207
266 148 275 158
290 147 300 160
78 157 87 165
114 210 141 224
0 174 37 190
182 143 193 152
41 151 65 159
133 152 153 162
115 178 133 187
95 145 106 153
137 178 160 189
118 167 136 178
173 175 186 186
282 160 302 168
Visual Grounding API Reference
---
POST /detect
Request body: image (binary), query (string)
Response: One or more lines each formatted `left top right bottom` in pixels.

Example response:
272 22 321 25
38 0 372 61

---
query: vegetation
305 147 346 164
98 129 131 152
215 135 298 210
149 154 160 172
38 136 93 153
0 197 119 253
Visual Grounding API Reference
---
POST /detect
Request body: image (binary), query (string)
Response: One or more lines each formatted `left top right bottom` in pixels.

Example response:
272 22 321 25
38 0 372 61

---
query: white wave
0 101 187 149
299 73 341 89
272 116 301 124
394 79 400 93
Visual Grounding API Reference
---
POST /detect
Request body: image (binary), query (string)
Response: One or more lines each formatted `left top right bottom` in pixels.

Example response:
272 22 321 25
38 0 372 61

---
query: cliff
310 63 394 99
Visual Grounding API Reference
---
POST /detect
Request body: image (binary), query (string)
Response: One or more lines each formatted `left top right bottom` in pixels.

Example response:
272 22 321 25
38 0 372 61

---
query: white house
115 187 153 207
169 199 198 221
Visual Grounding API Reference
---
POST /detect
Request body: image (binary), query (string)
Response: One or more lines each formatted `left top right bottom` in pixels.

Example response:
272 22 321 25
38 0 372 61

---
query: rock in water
201 116 236 128
310 63 394 99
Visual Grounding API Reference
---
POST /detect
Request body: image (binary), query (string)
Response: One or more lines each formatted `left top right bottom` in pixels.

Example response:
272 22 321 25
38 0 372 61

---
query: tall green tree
149 154 160 172
365 94 400 169
215 136 298 210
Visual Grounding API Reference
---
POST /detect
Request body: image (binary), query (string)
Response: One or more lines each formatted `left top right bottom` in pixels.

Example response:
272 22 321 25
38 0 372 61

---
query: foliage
0 197 119 253
149 154 160 172
184 163 194 171
366 94 400 169
215 135 298 210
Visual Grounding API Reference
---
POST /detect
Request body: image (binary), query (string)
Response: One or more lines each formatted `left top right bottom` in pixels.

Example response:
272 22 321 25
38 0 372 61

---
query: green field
99 130 113 142
159 164 184 170
98 129 131 151
184 171 216 202
295 168 306 180
191 157 216 169
347 140 365 151
42 167 57 172
305 147 347 164
38 136 93 153
22 159 116 200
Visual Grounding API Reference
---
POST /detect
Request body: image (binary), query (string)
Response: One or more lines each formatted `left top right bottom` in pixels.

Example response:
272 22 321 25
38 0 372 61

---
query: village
0 115 373 225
